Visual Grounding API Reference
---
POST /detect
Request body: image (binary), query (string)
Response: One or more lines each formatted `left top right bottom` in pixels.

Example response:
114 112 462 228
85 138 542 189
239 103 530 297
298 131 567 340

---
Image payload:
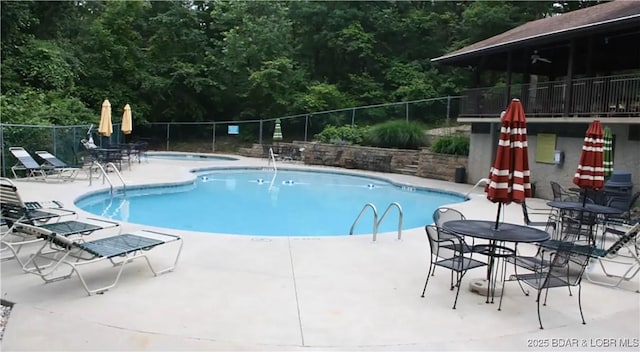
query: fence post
212 122 216 152
446 96 451 125
52 125 57 155
166 123 170 151
259 120 263 145
405 102 409 122
304 115 309 142
0 125 4 177
351 108 356 126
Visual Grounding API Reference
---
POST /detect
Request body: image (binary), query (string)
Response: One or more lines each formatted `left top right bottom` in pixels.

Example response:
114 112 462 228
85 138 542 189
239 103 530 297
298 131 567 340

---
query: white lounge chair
15 223 183 295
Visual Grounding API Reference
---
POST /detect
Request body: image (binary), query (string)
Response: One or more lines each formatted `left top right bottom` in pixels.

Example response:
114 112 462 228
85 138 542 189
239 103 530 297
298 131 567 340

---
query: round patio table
547 201 623 247
442 220 550 307
546 201 623 215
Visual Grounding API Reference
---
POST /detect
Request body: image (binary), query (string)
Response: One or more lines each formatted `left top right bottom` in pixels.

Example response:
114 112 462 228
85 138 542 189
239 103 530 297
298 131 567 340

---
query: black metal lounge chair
34 150 80 180
15 222 183 295
9 147 48 180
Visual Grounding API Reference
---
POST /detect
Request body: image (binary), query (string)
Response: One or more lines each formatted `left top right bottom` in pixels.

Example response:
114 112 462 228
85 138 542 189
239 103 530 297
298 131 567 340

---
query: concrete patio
1 155 638 351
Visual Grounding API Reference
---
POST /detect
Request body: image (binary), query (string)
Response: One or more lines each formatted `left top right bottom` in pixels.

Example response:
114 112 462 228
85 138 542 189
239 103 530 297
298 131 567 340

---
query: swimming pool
76 169 465 236
147 152 238 161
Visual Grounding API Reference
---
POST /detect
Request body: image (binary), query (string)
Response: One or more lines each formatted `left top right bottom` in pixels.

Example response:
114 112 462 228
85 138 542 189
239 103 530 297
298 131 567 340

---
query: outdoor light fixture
554 150 564 165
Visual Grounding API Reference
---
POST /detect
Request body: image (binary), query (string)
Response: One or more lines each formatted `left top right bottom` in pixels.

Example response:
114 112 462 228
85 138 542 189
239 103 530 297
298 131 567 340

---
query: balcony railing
460 73 640 118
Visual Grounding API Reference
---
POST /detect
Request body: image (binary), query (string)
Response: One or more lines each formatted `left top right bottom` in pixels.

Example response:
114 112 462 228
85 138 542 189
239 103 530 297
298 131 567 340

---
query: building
432 0 640 199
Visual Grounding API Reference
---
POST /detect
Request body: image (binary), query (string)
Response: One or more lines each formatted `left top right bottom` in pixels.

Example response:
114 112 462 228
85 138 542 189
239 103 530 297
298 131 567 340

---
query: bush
431 135 469 155
363 120 426 149
314 125 368 145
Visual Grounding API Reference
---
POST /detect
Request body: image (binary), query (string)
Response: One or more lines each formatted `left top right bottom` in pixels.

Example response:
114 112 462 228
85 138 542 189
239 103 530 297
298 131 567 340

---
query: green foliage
0 0 570 128
2 39 76 92
364 120 426 150
1 89 94 126
294 83 355 113
314 125 368 145
431 135 470 156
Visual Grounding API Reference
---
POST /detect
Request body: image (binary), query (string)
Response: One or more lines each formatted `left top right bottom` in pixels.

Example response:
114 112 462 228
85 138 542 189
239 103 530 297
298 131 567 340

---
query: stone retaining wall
238 142 469 183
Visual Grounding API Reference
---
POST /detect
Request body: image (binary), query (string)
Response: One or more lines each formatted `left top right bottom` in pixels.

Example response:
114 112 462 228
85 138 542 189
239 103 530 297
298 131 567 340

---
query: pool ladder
267 147 278 172
464 178 490 199
89 161 127 195
349 202 403 242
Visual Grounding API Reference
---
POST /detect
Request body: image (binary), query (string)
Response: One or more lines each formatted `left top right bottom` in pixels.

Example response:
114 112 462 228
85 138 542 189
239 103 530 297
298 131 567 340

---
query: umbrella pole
494 203 502 230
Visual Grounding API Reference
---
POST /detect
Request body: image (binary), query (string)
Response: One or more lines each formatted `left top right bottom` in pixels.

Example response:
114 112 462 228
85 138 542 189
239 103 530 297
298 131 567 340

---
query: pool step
395 163 419 176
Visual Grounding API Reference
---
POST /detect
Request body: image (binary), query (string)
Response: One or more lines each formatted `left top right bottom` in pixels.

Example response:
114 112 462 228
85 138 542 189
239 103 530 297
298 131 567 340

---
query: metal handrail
268 147 278 172
465 178 490 199
378 202 403 241
89 161 127 195
349 203 378 240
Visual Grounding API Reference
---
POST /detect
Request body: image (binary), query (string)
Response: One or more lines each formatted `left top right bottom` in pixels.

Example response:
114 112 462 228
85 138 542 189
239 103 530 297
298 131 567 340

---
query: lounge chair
1 178 119 269
1 178 76 266
34 150 80 180
583 223 640 290
9 147 48 180
14 222 183 295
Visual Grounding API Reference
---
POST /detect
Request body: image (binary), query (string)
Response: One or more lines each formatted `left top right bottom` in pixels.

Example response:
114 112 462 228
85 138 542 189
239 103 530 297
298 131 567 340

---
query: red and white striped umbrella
486 99 531 228
573 120 604 190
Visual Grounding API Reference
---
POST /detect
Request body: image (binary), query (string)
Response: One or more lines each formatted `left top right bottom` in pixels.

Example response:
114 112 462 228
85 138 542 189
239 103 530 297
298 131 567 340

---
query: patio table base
469 278 503 297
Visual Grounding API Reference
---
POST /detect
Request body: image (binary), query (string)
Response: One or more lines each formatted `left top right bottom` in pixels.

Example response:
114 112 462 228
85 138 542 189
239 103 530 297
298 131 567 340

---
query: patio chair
9 147 48 180
14 222 183 295
34 150 80 181
550 181 580 202
421 224 486 309
522 201 556 228
433 207 476 253
509 242 592 329
583 223 640 290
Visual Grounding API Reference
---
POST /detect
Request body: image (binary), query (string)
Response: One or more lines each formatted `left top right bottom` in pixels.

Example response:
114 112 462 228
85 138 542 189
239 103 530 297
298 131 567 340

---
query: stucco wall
466 124 640 200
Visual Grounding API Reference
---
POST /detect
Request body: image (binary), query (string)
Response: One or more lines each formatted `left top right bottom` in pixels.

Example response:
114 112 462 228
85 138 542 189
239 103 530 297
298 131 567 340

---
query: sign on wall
535 133 556 164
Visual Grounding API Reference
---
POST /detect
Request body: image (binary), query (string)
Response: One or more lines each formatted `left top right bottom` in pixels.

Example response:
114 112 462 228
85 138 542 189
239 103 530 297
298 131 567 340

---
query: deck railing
460 73 640 118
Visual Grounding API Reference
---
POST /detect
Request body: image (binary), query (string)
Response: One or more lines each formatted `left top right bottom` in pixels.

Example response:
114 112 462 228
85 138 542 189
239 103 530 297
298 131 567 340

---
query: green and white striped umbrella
273 118 283 141
603 126 613 178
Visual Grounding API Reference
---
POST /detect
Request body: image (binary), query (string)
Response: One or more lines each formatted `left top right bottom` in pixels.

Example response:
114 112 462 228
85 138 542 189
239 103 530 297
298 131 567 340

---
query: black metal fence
460 73 640 118
0 96 461 177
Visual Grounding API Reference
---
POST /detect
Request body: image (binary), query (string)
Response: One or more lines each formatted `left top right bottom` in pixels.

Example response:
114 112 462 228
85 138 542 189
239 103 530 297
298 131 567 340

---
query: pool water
76 169 464 236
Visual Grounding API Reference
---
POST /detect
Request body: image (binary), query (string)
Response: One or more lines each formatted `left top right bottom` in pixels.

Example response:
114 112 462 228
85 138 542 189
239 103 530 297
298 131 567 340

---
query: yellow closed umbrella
98 99 113 137
121 104 132 135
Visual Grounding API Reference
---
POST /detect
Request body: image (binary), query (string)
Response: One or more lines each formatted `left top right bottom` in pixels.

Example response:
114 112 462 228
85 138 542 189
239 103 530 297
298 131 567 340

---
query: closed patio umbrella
121 104 133 143
603 126 613 179
98 99 113 137
121 104 133 136
273 118 283 141
573 120 604 205
485 98 532 229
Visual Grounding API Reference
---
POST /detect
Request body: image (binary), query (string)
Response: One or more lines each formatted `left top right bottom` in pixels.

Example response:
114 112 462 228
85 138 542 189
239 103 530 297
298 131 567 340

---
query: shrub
363 120 426 149
431 135 469 156
314 125 368 145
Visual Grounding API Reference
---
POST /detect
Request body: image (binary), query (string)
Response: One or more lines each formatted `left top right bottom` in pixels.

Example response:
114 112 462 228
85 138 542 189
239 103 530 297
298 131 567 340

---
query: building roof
433 0 640 64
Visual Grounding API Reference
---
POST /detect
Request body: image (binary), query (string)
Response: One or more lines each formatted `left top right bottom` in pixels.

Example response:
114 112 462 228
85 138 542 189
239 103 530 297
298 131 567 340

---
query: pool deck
2 154 639 351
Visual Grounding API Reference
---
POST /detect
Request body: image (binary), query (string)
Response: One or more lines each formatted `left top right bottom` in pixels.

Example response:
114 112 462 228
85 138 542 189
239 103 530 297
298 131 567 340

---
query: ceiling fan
531 50 552 64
